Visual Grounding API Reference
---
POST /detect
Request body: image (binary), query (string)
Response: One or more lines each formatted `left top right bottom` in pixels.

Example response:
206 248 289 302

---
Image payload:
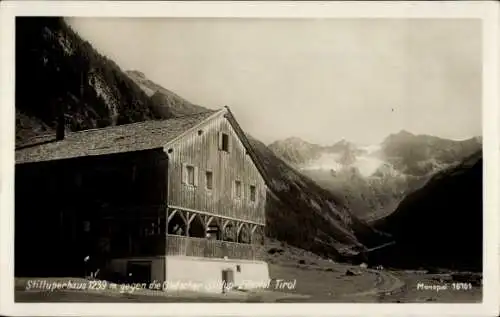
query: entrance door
127 261 152 284
221 269 234 292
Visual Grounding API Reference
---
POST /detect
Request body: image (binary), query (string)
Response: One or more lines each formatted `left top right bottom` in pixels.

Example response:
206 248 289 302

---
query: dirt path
340 269 405 300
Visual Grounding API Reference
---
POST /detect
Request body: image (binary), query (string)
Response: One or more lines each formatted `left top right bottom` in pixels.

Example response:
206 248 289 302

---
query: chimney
56 105 65 141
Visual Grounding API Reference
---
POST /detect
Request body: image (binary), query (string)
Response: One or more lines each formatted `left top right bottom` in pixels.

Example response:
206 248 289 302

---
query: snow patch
359 144 382 155
352 156 386 177
300 151 387 177
302 153 343 171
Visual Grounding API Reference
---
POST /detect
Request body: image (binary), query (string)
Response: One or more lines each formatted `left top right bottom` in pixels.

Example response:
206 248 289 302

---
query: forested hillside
15 17 172 146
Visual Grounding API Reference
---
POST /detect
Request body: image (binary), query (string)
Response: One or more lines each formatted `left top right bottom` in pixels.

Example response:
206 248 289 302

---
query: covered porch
165 205 265 261
104 205 268 285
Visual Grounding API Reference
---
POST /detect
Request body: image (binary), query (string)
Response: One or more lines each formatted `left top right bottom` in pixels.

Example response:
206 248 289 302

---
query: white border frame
1 1 498 316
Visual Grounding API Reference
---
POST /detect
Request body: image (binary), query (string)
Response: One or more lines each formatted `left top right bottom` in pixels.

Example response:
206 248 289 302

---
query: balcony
166 234 264 261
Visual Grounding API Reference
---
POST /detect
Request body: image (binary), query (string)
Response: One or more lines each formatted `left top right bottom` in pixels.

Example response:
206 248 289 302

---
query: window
218 132 231 152
205 171 213 190
222 134 229 151
182 163 198 186
131 165 137 182
186 165 195 185
250 185 257 202
75 172 83 187
234 180 242 199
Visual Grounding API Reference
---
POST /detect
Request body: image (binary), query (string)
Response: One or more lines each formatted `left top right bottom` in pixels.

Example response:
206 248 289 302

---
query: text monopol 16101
416 282 475 292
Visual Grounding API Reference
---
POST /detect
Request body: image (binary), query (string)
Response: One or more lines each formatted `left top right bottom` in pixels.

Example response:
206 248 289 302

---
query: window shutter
218 132 223 150
181 163 187 184
194 167 199 187
227 135 232 152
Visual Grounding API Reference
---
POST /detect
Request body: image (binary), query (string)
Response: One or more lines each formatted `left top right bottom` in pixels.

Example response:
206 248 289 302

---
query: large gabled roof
16 106 271 189
15 110 219 164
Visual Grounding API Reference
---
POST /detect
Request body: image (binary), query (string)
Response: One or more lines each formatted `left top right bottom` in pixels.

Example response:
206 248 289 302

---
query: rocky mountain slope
15 17 388 261
267 137 324 167
15 17 173 146
303 168 429 222
268 138 365 168
269 133 481 221
269 132 481 178
126 70 208 117
246 137 389 258
371 151 483 271
381 130 481 176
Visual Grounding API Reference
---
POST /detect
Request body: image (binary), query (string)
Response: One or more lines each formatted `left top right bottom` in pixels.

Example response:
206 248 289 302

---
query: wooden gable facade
166 110 266 224
163 108 267 260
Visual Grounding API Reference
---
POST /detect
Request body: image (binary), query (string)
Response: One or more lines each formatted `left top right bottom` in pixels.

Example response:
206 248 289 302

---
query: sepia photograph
1 1 499 316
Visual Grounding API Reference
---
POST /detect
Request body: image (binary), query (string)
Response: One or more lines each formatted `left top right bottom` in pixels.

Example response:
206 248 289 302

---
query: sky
67 18 482 146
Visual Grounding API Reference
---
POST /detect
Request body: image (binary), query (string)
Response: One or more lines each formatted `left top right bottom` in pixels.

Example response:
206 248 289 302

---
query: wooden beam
178 210 188 225
188 213 197 226
167 205 265 226
184 211 190 237
251 224 259 234
250 224 259 243
166 209 169 234
204 215 214 229
237 222 245 236
221 219 231 231
167 209 178 222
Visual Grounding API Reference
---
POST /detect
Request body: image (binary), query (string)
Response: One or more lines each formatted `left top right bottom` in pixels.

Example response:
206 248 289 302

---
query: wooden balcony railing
166 234 263 261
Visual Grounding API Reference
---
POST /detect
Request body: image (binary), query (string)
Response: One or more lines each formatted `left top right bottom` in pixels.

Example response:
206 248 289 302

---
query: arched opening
188 214 206 238
167 211 186 236
223 221 237 242
251 226 265 245
238 224 251 244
